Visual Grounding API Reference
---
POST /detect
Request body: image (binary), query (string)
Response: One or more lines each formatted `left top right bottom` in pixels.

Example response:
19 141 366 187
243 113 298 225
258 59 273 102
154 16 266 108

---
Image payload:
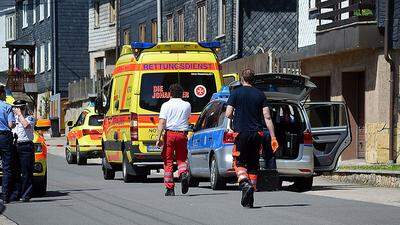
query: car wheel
188 167 200 187
32 172 47 197
293 176 313 192
65 143 77 164
210 155 226 190
102 158 115 180
76 142 87 165
122 152 146 183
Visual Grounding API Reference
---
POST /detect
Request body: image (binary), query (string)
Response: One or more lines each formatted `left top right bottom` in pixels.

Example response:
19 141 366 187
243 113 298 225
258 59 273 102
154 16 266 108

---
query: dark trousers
0 132 14 200
15 142 34 200
233 131 263 186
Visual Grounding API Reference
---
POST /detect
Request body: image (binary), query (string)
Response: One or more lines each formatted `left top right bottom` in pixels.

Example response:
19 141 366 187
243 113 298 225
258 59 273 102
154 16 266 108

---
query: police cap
13 100 28 107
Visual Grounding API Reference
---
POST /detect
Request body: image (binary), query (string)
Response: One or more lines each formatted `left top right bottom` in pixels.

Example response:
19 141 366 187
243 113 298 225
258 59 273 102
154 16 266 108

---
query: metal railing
316 0 376 32
67 76 111 103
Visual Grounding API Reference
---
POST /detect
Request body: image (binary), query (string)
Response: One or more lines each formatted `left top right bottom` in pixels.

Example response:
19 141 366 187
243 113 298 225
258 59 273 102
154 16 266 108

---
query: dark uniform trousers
15 141 34 199
0 131 14 200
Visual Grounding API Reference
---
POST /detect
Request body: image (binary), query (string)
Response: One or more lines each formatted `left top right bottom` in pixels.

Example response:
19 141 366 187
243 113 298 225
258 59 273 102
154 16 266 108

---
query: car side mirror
66 121 73 127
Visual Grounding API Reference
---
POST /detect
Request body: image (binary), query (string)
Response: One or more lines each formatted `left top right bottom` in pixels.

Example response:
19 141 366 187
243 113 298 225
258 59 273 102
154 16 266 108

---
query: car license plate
147 145 161 152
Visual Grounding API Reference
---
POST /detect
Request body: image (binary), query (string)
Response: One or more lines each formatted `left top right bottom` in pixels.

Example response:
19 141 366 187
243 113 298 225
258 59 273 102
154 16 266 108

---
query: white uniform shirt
159 98 191 131
12 114 35 142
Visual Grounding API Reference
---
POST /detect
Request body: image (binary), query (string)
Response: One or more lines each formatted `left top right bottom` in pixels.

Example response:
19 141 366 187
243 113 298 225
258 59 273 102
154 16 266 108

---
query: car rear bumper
213 144 314 178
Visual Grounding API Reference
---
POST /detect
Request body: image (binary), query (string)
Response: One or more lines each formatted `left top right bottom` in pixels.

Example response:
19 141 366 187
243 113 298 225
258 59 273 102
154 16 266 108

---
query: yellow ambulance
96 41 223 182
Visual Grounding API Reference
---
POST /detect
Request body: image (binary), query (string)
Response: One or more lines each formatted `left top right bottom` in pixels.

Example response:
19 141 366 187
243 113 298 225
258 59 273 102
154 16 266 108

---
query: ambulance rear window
140 72 217 113
88 115 103 126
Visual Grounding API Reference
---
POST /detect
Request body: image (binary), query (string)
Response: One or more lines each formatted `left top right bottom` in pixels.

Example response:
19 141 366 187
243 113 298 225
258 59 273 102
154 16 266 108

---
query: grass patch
339 164 400 171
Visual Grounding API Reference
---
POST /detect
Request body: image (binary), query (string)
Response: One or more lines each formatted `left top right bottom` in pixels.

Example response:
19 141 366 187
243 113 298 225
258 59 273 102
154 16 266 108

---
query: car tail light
130 113 138 141
303 130 313 145
82 129 101 136
223 131 237 144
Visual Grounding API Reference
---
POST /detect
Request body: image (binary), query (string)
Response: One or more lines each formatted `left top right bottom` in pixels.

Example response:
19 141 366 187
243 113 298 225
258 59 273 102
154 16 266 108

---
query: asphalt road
1 152 400 225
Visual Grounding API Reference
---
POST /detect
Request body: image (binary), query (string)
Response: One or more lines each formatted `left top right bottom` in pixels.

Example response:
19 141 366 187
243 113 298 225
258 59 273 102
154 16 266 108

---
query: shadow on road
252 203 310 209
30 198 72 203
184 193 229 197
0 203 5 214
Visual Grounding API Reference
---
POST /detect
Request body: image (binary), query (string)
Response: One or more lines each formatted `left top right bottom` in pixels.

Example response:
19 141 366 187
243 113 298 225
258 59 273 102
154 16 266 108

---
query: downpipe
384 0 396 163
157 0 162 42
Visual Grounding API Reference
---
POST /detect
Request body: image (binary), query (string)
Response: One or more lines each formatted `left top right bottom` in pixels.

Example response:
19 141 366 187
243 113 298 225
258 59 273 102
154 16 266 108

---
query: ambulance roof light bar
198 41 221 49
131 42 156 50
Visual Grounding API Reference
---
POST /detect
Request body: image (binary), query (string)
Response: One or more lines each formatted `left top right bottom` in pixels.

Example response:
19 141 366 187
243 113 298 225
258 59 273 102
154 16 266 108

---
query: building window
5 15 16 41
22 1 28 28
218 0 226 36
47 0 51 18
151 19 157 43
35 47 39 74
177 10 184 41
40 45 45 73
39 0 44 21
166 14 174 41
94 1 100 28
95 58 104 78
33 0 36 24
109 0 116 24
197 1 207 41
47 42 51 70
123 29 130 45
22 51 29 70
139 23 146 42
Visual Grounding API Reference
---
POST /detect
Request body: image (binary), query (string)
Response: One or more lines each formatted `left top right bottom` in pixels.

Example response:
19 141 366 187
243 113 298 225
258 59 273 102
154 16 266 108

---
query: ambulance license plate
147 145 161 152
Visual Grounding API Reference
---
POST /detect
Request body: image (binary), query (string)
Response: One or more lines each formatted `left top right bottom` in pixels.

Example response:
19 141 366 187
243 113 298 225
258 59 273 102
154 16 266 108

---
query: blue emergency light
198 41 221 49
131 42 156 50
211 86 230 100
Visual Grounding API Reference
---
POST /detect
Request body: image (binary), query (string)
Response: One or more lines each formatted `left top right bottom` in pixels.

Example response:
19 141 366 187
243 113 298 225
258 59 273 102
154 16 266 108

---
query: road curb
323 170 400 188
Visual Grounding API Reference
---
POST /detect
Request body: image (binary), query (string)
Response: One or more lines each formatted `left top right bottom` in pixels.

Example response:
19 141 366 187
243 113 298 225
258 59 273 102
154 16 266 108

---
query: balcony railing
7 70 35 92
316 0 376 32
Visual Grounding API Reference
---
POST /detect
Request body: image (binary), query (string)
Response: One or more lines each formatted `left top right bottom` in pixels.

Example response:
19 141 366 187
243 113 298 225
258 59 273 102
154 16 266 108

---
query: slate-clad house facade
8 0 89 96
118 0 298 68
161 0 298 61
118 0 157 47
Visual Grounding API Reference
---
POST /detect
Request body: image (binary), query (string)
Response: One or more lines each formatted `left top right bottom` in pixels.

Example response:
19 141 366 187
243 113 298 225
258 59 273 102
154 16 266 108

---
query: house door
342 72 365 159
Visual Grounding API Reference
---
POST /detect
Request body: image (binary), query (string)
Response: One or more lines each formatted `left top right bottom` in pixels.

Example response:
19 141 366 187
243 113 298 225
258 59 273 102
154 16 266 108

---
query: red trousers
161 131 188 189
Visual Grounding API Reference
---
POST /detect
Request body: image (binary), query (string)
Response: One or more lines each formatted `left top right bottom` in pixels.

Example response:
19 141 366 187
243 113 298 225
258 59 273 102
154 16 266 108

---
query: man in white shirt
156 84 191 196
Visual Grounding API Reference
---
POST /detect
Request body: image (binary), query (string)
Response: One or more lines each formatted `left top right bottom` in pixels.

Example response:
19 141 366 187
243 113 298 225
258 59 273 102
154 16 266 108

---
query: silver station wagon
187 73 351 191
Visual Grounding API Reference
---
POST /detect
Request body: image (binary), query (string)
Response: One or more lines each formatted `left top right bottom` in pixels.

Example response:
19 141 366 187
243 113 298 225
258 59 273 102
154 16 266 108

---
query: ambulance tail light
303 130 313 145
223 131 237 144
130 113 139 141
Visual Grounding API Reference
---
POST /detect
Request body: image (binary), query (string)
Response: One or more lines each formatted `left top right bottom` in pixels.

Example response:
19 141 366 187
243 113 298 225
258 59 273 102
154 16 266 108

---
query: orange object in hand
271 137 279 153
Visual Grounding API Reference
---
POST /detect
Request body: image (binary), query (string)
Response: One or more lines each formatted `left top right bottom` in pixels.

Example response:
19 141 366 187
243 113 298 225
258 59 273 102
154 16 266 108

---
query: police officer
156 84 191 196
0 85 15 204
225 69 279 208
12 100 36 202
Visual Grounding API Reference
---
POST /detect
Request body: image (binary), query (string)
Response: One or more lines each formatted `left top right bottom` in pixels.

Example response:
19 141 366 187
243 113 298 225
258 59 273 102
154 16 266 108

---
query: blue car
187 73 351 191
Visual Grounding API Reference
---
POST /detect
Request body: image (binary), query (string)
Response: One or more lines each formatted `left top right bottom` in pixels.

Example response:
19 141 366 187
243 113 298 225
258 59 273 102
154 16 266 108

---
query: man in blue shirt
0 85 16 204
225 69 279 208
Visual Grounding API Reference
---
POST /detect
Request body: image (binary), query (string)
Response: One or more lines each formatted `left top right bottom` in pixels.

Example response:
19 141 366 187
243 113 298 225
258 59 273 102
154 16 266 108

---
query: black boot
165 188 175 196
181 173 189 194
240 180 254 208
